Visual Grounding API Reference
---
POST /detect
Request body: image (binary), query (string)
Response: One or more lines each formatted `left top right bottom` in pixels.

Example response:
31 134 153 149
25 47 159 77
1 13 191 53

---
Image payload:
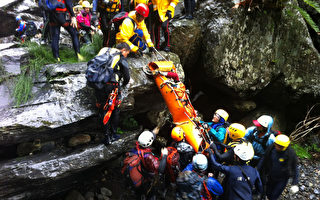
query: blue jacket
244 119 275 159
209 154 263 200
201 121 227 143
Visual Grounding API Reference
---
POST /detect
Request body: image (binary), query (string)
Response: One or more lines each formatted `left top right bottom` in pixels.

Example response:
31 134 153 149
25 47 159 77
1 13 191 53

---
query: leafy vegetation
13 35 103 105
121 115 140 131
292 143 320 159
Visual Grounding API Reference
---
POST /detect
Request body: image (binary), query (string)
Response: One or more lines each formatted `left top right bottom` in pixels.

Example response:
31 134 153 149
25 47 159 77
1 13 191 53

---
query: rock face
197 0 320 98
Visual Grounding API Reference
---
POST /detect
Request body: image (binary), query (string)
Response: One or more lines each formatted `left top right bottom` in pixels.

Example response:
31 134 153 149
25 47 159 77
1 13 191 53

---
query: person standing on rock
93 43 131 145
152 0 178 52
245 115 278 166
257 134 299 200
49 0 83 62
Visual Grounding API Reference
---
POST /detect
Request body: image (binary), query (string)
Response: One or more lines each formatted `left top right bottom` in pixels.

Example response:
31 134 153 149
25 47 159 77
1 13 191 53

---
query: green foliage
121 115 139 131
13 35 103 105
292 143 320 159
80 34 103 61
292 143 312 159
303 0 320 13
294 5 320 33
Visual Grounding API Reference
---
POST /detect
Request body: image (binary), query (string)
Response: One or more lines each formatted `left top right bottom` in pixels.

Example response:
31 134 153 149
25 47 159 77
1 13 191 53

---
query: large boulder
197 0 320 98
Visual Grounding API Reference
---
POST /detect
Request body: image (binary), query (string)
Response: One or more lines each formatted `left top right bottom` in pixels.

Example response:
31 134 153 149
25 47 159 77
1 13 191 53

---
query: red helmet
135 3 149 18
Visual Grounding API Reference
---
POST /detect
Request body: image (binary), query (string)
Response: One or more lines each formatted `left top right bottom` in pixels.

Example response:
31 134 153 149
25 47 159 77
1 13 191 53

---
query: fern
303 0 320 13
294 5 320 33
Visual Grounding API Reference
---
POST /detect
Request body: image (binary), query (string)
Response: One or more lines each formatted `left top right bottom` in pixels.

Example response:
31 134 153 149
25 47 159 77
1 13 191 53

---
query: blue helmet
192 153 208 171
16 16 22 22
206 177 223 196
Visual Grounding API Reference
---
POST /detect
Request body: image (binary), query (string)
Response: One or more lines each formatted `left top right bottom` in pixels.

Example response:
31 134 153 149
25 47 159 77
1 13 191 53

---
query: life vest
98 0 121 12
55 0 67 12
163 146 180 182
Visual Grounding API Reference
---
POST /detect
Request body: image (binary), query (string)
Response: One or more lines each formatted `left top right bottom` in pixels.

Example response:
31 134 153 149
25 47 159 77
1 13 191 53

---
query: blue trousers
129 29 147 51
266 178 288 200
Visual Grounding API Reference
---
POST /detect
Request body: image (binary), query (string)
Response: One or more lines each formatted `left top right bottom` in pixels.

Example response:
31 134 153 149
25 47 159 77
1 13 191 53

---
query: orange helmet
135 3 149 18
171 127 184 142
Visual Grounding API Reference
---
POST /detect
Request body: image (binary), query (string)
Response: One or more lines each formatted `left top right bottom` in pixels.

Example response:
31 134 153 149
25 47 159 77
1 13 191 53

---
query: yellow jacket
116 11 154 52
153 0 178 22
98 0 121 12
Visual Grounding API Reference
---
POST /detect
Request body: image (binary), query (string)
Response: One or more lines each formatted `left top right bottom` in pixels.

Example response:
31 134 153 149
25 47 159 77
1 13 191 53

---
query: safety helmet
171 127 184 142
192 153 208 171
82 1 92 8
228 123 246 140
135 3 149 18
234 142 254 161
274 134 290 151
138 130 154 148
16 16 22 22
206 177 224 196
253 115 273 128
215 109 229 122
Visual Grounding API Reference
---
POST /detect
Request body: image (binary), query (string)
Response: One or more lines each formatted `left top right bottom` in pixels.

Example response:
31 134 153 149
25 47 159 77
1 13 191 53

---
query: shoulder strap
238 166 253 190
126 17 136 30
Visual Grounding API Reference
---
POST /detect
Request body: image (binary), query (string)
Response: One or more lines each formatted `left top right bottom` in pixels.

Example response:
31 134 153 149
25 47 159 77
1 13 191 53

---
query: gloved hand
161 147 168 156
166 10 172 20
149 47 156 53
70 16 77 28
290 185 299 194
202 123 209 129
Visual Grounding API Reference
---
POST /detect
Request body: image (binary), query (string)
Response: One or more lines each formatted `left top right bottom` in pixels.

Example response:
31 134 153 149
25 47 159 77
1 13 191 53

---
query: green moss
120 115 139 131
292 143 320 159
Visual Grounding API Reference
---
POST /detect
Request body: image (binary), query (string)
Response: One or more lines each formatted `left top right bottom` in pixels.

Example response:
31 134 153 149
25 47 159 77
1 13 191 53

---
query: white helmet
138 131 154 148
192 153 208 171
234 142 254 161
253 115 273 128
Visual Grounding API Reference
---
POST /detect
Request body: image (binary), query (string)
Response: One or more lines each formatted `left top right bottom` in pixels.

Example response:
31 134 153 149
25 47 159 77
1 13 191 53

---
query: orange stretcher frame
148 61 210 152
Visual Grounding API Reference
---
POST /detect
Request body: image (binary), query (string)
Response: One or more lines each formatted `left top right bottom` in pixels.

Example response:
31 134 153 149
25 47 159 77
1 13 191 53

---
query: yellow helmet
171 127 184 142
215 109 229 122
274 134 290 151
82 1 92 8
228 123 246 140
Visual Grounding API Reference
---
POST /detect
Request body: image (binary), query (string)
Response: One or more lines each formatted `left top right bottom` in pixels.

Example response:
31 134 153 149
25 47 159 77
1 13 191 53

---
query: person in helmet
116 3 155 55
183 153 208 175
209 123 248 165
257 134 299 200
76 1 95 44
245 115 278 166
15 16 27 41
152 0 178 52
208 142 263 200
201 109 230 143
127 127 168 199
93 43 130 145
92 0 124 47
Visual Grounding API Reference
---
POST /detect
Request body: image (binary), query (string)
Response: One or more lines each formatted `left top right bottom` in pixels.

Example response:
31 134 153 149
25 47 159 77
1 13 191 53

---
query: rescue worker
257 134 299 200
209 123 247 165
77 1 95 44
128 128 168 200
94 43 130 145
15 16 27 42
176 153 224 199
208 142 263 200
201 109 229 143
15 16 37 43
37 0 51 44
116 3 155 55
245 115 277 166
152 0 178 52
92 0 124 47
129 0 153 33
171 127 195 171
181 0 195 19
48 0 83 62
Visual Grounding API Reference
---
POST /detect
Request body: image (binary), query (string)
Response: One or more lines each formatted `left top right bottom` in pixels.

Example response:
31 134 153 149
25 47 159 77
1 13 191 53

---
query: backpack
164 147 180 182
121 149 151 188
25 21 37 37
111 11 136 33
176 170 204 200
85 48 121 90
40 0 65 11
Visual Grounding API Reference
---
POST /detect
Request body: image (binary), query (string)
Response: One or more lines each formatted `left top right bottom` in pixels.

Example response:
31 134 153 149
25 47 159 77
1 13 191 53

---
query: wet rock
0 131 140 199
0 47 28 76
100 187 112 197
16 139 41 157
231 100 256 112
68 134 91 147
65 190 85 200
84 191 95 200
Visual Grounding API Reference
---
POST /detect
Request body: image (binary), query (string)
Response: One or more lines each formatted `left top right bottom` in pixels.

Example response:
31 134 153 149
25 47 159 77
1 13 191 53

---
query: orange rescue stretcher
148 61 211 152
